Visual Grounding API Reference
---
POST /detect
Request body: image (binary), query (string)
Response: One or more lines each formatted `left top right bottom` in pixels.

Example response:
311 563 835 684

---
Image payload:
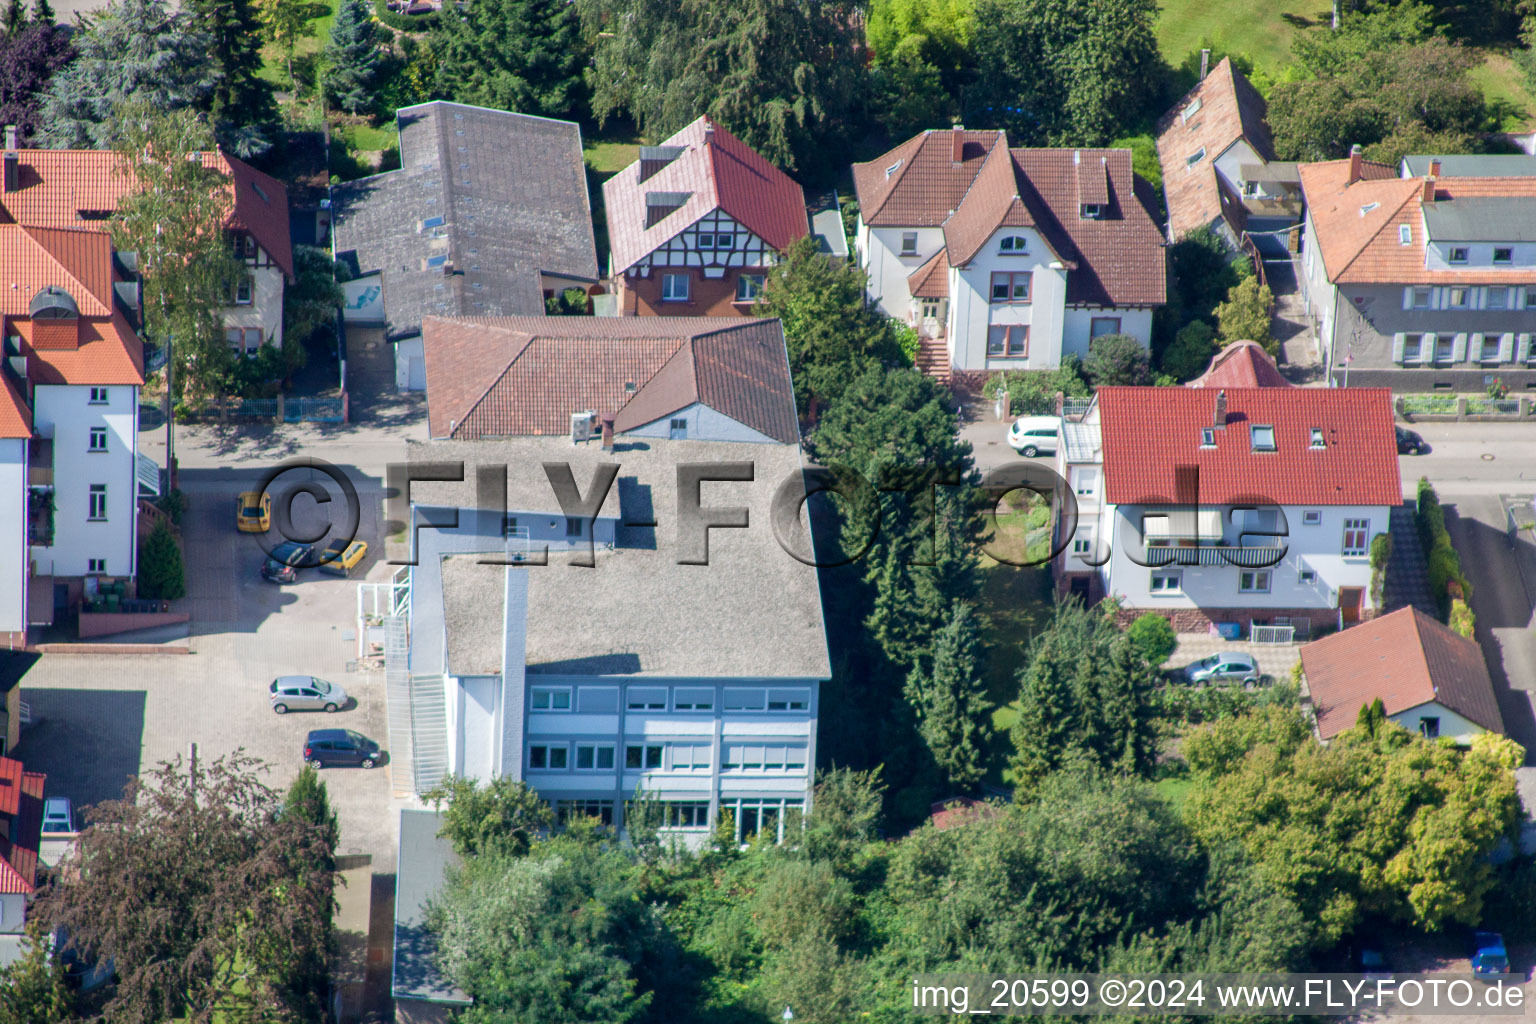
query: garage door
405 355 425 390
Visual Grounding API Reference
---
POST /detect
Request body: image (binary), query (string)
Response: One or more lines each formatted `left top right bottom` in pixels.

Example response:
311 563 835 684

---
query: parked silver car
269 676 348 714
1182 652 1261 686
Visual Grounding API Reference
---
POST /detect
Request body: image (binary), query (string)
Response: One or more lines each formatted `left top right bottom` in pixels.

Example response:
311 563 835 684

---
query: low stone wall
1396 395 1535 423
77 610 189 639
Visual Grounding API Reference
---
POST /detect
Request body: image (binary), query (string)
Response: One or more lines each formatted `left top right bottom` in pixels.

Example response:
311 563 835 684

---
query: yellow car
319 539 367 576
236 491 271 533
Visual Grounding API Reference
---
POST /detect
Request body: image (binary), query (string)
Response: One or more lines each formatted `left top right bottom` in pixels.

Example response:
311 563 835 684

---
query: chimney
1199 48 1211 81
4 125 15 151
951 124 965 167
1214 389 1227 429
702 119 714 145
1429 158 1441 178
1346 143 1362 185
600 413 615 451
1422 176 1436 204
2 152 15 194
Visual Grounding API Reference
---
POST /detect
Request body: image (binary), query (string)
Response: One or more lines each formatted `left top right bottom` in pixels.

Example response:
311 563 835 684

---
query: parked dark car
260 541 313 584
1473 931 1509 979
303 728 381 769
1396 426 1425 455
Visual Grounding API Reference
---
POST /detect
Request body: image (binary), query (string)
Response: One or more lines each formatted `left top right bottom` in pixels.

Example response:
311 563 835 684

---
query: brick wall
618 269 760 318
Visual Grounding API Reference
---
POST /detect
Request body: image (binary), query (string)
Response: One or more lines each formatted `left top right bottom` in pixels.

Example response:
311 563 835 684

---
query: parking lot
13 464 402 860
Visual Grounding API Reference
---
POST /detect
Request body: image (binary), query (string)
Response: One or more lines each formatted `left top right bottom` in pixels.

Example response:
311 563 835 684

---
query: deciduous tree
424 774 554 859
0 22 72 143
1214 278 1276 352
1082 332 1153 386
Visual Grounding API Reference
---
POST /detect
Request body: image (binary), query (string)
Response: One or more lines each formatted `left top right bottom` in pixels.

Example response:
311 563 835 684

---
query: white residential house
851 128 1166 377
0 225 147 645
1054 345 1401 635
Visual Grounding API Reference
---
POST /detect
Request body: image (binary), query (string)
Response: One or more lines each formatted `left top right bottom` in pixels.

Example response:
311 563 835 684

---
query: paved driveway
13 464 403 859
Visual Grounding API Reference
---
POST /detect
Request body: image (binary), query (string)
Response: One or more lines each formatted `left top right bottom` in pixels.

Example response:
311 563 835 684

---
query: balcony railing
1143 543 1284 568
27 439 51 487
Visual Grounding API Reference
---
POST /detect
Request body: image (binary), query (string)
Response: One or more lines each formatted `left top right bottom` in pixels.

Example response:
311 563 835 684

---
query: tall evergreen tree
322 0 380 114
2 0 22 33
186 0 277 157
433 0 589 120
40 0 215 149
905 603 991 790
27 0 49 24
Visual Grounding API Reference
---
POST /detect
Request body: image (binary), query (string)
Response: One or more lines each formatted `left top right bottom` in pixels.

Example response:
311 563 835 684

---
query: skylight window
1359 202 1379 216
1251 425 1276 451
1200 427 1215 447
1398 224 1411 245
1186 147 1206 168
422 216 445 230
426 254 448 268
1310 428 1325 448
884 159 902 179
1182 98 1203 123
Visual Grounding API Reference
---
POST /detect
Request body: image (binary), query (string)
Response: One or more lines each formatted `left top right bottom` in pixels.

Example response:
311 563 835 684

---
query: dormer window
1309 428 1325 448
1200 427 1215 447
1495 247 1513 265
1449 246 1469 264
998 235 1028 254
1399 225 1411 245
1251 424 1276 451
1186 147 1206 168
644 191 690 228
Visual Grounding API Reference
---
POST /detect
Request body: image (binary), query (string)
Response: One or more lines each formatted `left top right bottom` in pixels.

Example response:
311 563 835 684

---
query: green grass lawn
1470 51 1536 131
1155 0 1332 76
973 561 1055 788
257 0 342 92
584 138 641 176
341 121 398 152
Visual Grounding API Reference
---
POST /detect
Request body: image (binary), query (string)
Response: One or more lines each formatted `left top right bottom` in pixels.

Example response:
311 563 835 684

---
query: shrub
1082 333 1152 386
982 359 1091 415
1449 598 1475 638
893 321 920 365
137 520 185 601
1126 613 1177 666
1368 532 1392 571
1160 320 1218 381
156 489 186 527
1214 278 1275 352
372 0 437 31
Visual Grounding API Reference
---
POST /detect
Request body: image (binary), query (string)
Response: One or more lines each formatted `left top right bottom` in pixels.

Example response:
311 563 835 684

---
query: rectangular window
1488 287 1508 310
87 558 106 573
661 801 711 829
1435 334 1455 362
1449 247 1469 264
1150 571 1181 593
88 484 107 520
1250 424 1276 451
565 517 583 537
557 799 613 825
1074 467 1098 497
670 744 710 770
661 273 690 301
674 688 714 711
1447 287 1469 309
1419 717 1440 739
1090 317 1122 338
1494 247 1513 265
626 687 667 711
1072 526 1094 556
724 745 766 770
1302 510 1322 526
1342 518 1368 556
1299 569 1317 584
530 686 572 711
425 254 448 269
989 271 1031 303
88 387 108 404
695 233 715 250
786 747 808 769
1526 287 1536 308
723 688 766 712
1399 224 1412 245
669 417 687 438
714 232 734 250
987 324 1028 357
1239 570 1271 593
421 215 445 230
234 276 253 305
574 744 616 770
88 427 107 452
529 744 568 770
1411 287 1432 309
734 274 765 302
900 231 918 255
1186 146 1206 167
767 688 810 711
998 235 1027 254
625 744 663 770
226 327 243 352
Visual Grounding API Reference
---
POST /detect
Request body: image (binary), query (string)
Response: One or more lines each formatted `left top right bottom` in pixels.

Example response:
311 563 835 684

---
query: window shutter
1519 334 1533 364
1392 333 1406 364
1498 333 1515 363
1451 333 1467 362
1402 287 1413 310
1419 334 1436 365
1469 333 1485 362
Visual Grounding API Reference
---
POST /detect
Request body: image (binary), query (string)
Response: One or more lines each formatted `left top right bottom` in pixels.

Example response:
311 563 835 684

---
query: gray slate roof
332 101 598 341
1402 154 1536 178
405 436 832 680
1422 196 1536 243
393 810 469 1006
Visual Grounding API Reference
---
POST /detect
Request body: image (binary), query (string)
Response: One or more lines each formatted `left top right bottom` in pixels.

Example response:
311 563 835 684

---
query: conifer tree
322 0 379 113
905 604 991 790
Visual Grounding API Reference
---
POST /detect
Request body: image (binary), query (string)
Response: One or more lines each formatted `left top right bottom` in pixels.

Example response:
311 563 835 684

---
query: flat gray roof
393 810 469 1006
1402 154 1536 178
406 437 832 680
1423 196 1536 243
1061 419 1101 464
332 101 598 341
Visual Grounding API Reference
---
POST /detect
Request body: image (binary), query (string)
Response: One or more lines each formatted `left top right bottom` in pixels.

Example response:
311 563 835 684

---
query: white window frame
674 688 714 711
1298 569 1318 584
625 743 663 770
88 387 108 404
1342 518 1368 557
899 231 918 255
669 743 711 771
1239 570 1271 593
1411 287 1431 310
723 688 767 712
88 484 107 521
1150 571 1181 594
661 273 690 301
1302 510 1322 526
766 688 810 712
998 235 1028 254
530 686 572 712
625 687 667 711
1448 247 1469 264
734 274 765 302
1494 247 1513 265
660 801 711 830
574 743 616 771
88 427 107 452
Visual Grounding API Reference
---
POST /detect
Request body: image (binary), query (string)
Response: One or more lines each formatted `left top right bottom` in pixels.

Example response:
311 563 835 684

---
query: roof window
251 181 269 202
421 215 445 230
1398 224 1411 245
1359 202 1379 216
1186 147 1206 168
426 254 448 268
1251 424 1276 451
1200 427 1215 447
1309 428 1325 448
1182 98 1203 123
884 159 902 179
1081 203 1104 219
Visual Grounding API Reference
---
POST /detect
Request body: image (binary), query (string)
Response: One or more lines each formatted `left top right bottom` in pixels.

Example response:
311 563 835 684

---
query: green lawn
973 562 1055 788
257 0 342 91
1155 0 1331 76
1470 51 1536 131
342 121 399 152
584 139 641 176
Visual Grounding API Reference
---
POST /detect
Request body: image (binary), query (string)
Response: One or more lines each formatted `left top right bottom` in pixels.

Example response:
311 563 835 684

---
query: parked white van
1007 415 1060 457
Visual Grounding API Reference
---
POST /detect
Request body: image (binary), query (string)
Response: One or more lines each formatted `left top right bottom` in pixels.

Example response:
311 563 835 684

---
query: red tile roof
854 131 1167 307
1155 58 1276 241
0 372 30 438
1187 339 1293 389
907 248 949 298
422 315 799 443
0 758 42 894
1097 385 1401 506
0 148 293 277
603 117 809 275
1301 606 1504 740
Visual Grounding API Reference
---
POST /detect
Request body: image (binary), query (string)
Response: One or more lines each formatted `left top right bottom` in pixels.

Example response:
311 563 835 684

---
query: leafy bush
155 488 186 527
893 320 920 365
372 0 437 31
1214 278 1275 352
1126 613 1176 666
1416 479 1469 619
137 520 185 600
1368 532 1392 571
1449 598 1475 638
1154 681 1299 726
1082 333 1152 386
1159 319 1217 381
982 358 1090 415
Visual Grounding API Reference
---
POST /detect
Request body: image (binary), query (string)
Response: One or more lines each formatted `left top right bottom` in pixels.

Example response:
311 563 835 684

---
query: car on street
303 728 382 769
1396 426 1425 455
1008 415 1060 457
260 541 313 584
41 797 73 833
1473 932 1509 979
235 491 272 532
319 539 367 577
270 676 348 714
1182 651 1261 686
